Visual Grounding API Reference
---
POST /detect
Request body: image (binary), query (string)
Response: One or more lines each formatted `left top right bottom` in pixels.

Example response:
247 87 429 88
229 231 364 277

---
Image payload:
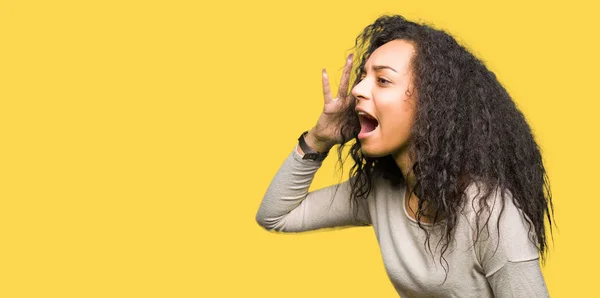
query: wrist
305 129 334 153
297 130 331 161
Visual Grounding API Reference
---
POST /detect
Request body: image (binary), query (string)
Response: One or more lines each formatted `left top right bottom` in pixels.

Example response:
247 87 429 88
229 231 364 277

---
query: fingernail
348 53 354 61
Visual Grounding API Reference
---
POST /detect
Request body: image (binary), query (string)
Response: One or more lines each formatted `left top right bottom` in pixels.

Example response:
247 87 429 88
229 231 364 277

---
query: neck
393 148 416 191
393 147 437 223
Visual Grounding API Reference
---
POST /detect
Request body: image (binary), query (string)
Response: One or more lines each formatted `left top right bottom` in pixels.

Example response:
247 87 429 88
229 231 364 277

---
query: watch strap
298 131 329 161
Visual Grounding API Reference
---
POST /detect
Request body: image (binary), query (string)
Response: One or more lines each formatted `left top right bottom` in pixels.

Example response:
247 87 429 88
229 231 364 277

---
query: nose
351 77 371 101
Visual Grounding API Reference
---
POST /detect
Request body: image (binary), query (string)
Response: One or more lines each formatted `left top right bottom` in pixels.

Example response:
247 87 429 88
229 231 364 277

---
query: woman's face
352 39 417 158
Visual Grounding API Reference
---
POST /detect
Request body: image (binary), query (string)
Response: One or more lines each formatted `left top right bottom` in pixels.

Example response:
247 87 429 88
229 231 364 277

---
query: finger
337 53 354 99
322 69 333 104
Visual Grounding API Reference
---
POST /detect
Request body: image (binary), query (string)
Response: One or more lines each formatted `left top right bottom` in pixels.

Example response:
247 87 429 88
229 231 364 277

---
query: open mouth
358 113 379 137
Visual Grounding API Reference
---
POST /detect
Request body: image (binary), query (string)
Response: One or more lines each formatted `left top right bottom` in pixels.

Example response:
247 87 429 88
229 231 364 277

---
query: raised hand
304 53 355 152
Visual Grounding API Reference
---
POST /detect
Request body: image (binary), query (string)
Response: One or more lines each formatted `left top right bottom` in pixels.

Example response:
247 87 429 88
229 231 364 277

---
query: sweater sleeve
475 188 540 276
486 259 549 297
255 144 371 232
469 186 547 295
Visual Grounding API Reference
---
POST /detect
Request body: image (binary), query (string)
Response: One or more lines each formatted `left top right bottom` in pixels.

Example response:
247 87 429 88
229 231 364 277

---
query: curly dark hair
330 14 554 278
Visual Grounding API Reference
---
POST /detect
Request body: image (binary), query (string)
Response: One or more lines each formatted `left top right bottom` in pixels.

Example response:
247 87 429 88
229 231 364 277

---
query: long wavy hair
331 14 554 278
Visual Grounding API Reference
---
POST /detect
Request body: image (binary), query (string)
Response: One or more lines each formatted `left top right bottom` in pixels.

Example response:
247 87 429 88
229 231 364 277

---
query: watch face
303 153 318 160
303 152 326 161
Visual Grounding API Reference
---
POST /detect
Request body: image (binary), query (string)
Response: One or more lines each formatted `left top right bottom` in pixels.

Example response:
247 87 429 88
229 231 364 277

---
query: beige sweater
256 144 549 297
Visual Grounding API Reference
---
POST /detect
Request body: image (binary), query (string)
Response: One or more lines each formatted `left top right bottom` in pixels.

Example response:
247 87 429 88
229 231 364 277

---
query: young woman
256 14 553 297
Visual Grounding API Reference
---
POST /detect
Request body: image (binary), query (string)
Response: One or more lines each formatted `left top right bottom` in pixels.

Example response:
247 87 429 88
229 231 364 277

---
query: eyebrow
360 65 398 73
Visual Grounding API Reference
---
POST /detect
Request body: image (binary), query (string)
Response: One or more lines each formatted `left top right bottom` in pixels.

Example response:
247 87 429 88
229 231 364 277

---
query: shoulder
461 182 540 276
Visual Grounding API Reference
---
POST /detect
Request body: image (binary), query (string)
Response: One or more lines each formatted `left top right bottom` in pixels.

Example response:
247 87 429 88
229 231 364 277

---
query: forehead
364 39 415 71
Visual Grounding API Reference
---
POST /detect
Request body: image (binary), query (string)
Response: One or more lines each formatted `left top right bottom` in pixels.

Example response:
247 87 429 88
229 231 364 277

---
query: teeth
358 111 373 119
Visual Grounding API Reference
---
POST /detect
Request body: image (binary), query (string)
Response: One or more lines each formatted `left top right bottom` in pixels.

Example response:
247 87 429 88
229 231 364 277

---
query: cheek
379 103 414 134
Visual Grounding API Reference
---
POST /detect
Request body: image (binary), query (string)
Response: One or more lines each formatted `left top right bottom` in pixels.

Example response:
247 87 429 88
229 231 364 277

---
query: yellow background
1 0 598 297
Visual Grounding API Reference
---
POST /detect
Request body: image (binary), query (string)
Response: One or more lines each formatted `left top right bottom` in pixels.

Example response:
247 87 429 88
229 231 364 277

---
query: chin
359 145 388 158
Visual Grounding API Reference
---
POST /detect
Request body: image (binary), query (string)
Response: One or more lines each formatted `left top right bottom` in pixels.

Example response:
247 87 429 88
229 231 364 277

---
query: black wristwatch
298 131 329 161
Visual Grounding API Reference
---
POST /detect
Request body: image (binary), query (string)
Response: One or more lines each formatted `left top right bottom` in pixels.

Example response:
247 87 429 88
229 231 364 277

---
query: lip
355 107 377 120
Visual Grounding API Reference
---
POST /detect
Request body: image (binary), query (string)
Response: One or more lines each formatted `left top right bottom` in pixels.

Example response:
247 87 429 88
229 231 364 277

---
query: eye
377 77 391 85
